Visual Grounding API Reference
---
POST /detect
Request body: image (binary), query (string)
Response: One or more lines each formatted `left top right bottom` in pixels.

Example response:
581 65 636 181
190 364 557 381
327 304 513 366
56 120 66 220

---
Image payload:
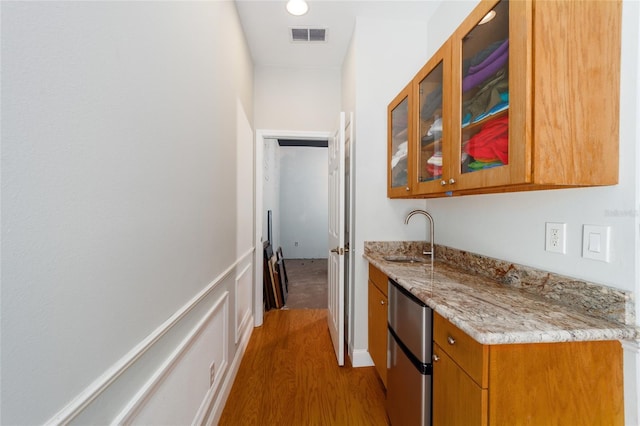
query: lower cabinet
433 344 487 425
368 264 388 387
432 313 624 425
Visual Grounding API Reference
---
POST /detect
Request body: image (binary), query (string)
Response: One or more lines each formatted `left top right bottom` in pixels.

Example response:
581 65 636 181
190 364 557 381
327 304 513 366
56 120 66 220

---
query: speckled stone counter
364 241 639 345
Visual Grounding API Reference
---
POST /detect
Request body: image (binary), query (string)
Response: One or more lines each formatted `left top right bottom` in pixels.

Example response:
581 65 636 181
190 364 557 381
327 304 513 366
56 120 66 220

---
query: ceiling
235 0 441 69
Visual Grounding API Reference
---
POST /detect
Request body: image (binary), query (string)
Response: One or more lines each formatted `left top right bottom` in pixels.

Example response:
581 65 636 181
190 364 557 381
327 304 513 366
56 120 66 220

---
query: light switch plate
582 225 611 262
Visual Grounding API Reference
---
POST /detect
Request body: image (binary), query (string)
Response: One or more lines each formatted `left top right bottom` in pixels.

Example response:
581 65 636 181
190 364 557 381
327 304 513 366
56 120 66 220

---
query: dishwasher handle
388 324 432 375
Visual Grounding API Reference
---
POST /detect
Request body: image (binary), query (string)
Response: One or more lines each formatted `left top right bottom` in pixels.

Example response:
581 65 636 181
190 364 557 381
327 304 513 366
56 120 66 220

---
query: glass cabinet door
414 42 450 195
419 61 443 184
460 0 509 173
388 83 413 197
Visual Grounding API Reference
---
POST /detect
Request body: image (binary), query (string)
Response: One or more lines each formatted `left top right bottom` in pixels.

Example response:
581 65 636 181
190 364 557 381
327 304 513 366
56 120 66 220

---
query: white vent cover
290 28 327 42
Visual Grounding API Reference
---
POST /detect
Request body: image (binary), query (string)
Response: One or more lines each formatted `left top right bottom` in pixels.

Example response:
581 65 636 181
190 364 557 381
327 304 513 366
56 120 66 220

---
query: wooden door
432 344 488 426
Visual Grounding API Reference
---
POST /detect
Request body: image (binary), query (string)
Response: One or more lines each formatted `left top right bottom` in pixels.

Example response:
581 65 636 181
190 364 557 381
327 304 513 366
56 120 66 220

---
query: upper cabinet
414 42 451 195
387 83 413 197
387 0 621 199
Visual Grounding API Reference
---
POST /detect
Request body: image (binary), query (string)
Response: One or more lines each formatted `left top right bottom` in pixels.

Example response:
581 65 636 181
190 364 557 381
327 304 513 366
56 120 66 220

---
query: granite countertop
364 241 639 345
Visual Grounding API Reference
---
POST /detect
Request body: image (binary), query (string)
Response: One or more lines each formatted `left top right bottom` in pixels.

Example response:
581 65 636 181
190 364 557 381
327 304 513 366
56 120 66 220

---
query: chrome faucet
404 209 435 259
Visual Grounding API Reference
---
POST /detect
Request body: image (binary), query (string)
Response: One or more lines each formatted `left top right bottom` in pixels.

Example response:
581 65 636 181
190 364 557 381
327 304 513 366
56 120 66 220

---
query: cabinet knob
447 336 456 345
380 300 385 305
405 186 410 191
440 180 447 186
449 178 456 185
432 354 440 362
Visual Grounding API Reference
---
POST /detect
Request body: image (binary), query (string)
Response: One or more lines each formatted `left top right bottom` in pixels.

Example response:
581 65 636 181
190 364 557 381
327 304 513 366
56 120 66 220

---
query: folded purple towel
462 48 508 93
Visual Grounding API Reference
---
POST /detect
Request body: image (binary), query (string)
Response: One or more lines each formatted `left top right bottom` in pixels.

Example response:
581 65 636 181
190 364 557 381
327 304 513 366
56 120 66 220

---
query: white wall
262 138 281 249
254 66 341 132
1 1 255 424
279 146 329 258
343 16 431 364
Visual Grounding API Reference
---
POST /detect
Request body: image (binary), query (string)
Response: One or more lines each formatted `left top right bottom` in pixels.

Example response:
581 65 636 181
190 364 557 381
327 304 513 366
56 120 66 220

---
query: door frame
254 129 333 326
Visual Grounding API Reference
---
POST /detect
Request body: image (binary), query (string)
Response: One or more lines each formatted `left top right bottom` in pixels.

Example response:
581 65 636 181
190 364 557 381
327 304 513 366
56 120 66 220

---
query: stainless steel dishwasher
387 278 433 426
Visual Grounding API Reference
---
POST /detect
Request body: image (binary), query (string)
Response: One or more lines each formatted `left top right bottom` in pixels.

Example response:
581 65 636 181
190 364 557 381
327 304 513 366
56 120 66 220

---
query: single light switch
588 233 601 253
582 225 610 262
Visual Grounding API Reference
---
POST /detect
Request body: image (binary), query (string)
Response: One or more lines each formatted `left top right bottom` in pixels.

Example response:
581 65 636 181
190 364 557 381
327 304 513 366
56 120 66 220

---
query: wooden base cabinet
433 344 488 426
368 265 388 387
432 313 624 425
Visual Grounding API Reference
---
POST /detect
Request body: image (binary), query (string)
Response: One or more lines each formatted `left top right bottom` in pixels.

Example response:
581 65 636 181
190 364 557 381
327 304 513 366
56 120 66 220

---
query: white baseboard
622 339 640 353
202 319 254 425
350 349 374 368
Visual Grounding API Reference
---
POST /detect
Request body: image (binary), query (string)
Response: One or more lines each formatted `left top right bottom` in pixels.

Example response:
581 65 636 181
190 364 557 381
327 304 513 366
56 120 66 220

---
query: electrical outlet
545 222 566 254
294 241 299 247
209 361 216 387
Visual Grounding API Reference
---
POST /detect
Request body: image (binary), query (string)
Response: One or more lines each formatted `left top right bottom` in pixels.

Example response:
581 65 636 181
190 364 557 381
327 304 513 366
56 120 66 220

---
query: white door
328 112 346 365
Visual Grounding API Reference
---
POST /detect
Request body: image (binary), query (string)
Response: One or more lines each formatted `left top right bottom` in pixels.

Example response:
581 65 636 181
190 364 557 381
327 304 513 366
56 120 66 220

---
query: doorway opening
254 130 332 326
254 117 353 366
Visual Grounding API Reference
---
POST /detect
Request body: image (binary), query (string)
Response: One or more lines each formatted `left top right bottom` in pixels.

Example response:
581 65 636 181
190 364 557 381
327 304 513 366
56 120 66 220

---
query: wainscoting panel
45 249 255 425
235 263 253 344
117 292 230 425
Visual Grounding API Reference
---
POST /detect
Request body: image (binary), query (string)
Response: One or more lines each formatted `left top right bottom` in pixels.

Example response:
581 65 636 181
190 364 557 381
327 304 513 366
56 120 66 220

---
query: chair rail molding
112 291 230 424
45 247 255 425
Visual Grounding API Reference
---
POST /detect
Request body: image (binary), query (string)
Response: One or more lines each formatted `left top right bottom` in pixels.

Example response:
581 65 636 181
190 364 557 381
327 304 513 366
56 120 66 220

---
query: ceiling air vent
290 27 327 43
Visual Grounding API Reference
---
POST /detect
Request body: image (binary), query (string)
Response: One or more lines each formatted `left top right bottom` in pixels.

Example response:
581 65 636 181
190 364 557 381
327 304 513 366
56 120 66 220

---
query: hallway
283 259 328 310
218 309 387 425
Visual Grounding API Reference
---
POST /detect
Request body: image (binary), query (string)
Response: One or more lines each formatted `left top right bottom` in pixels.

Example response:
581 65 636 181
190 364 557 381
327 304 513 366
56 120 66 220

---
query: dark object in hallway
218 309 387 425
276 247 288 292
263 242 276 310
284 259 328 309
263 242 287 310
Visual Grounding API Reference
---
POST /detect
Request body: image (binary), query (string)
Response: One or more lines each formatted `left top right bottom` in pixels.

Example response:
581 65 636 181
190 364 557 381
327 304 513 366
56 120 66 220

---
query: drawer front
368 264 388 296
434 312 488 387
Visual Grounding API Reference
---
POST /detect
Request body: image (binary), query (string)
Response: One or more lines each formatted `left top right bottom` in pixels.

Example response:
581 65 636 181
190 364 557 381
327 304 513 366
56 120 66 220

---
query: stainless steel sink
383 255 429 264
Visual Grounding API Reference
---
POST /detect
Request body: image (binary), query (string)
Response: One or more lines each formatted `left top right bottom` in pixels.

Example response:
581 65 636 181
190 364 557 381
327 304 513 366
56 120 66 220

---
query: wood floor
218 309 388 425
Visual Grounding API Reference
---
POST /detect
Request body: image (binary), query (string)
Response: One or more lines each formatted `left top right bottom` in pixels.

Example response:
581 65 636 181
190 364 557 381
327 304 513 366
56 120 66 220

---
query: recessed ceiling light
286 0 309 16
478 10 496 25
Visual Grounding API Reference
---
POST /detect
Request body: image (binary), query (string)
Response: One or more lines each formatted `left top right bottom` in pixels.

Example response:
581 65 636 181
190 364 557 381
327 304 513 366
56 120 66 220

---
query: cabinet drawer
368 264 388 296
434 312 488 388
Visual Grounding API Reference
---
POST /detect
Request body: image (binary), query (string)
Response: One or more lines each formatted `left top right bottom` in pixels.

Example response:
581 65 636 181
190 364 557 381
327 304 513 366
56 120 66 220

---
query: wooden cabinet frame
387 0 621 198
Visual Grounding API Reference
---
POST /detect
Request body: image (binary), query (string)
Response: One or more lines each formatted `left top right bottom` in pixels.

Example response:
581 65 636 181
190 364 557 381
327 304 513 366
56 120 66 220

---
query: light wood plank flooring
219 309 388 425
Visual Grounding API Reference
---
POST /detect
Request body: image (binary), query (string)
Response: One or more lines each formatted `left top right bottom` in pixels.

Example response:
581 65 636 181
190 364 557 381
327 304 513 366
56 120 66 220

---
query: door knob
330 247 339 253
